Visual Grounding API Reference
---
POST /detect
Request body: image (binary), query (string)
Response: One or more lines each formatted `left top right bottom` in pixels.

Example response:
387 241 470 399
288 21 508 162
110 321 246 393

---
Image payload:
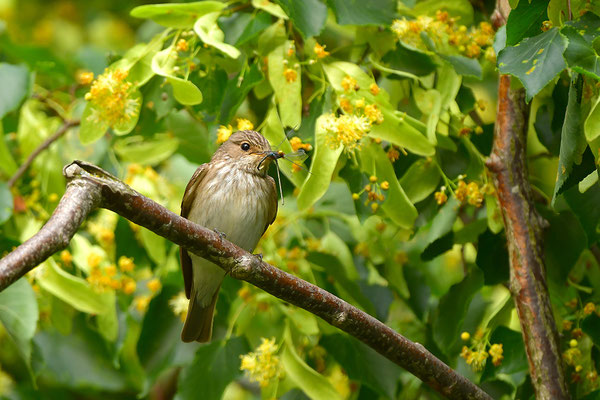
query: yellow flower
118 256 135 272
369 83 380 96
322 114 372 150
122 278 136 294
283 68 297 83
339 97 353 113
217 125 233 144
105 264 117 277
584 302 596 315
455 180 468 202
465 42 481 58
236 118 254 131
352 193 360 200
147 278 162 293
434 189 448 205
289 136 312 152
291 163 302 173
87 252 103 269
369 175 378 183
364 104 384 124
461 331 470 341
489 343 503 366
76 70 94 85
380 181 389 190
60 250 72 266
84 68 140 128
341 75 358 92
355 98 365 108
387 147 400 162
541 20 553 32
314 42 330 58
240 338 281 387
176 38 189 52
99 228 115 244
371 203 379 212
134 295 151 312
169 291 189 321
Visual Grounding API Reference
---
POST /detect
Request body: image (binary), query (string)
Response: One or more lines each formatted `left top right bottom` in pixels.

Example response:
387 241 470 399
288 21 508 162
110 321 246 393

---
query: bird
179 130 281 342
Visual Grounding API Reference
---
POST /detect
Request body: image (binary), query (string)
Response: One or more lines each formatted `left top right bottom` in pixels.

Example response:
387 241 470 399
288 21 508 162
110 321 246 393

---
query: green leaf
194 12 241 59
413 87 441 144
0 278 38 367
79 102 109 144
219 64 263 124
139 228 167 265
297 115 344 211
167 110 214 164
113 134 179 166
360 142 418 229
321 334 401 398
0 182 13 225
411 0 474 27
130 1 225 28
261 106 307 187
399 159 440 203
553 75 588 204
370 111 435 156
37 258 114 315
257 20 288 56
381 42 438 77
564 11 600 42
0 63 31 119
0 124 17 176
326 0 396 26
476 230 510 285
586 95 600 142
481 326 528 387
421 197 459 261
251 0 288 19
234 11 272 46
273 0 327 39
151 48 203 106
562 26 600 80
268 42 301 128
432 269 483 354
440 54 482 79
177 337 250 400
498 28 568 101
282 328 342 400
505 0 548 46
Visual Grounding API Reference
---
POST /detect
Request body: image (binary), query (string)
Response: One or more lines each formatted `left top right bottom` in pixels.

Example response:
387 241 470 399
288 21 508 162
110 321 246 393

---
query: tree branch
7 120 80 188
0 160 492 400
486 76 569 399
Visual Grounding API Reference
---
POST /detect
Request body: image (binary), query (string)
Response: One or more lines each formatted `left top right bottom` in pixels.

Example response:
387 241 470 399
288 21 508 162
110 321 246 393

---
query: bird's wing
262 175 278 237
180 164 208 299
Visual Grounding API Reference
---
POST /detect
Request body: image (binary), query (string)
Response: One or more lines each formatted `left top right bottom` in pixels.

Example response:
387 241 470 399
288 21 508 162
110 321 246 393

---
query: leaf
0 63 31 119
562 26 600 80
282 328 342 400
321 334 401 399
37 258 114 315
552 75 588 204
585 95 600 143
112 90 142 135
326 0 396 26
219 64 263 124
582 313 600 348
481 327 528 387
440 54 482 79
79 102 109 144
234 11 272 46
251 0 288 20
0 278 38 368
381 42 438 77
130 1 225 28
297 115 344 211
369 111 435 156
113 134 179 165
139 228 167 265
505 0 548 46
167 110 214 164
432 269 483 354
360 143 418 229
542 209 586 283
410 0 474 27
273 0 327 39
0 182 13 225
564 183 600 244
475 230 510 285
268 42 301 128
413 87 441 144
194 12 241 59
0 124 17 176
498 28 568 101
564 11 600 42
151 48 203 106
177 337 250 400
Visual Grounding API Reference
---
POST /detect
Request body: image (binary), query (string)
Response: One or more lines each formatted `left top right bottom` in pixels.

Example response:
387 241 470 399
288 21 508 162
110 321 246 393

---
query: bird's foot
213 229 226 240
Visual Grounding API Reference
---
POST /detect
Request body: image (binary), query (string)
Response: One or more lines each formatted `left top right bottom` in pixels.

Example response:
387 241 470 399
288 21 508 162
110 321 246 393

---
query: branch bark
0 160 492 400
486 76 569 399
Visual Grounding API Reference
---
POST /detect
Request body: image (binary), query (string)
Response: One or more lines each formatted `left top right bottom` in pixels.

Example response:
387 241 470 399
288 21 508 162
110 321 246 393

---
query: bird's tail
181 285 220 343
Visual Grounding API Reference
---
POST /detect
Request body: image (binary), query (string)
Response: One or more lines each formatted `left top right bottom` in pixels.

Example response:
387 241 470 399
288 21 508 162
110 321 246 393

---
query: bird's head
212 130 283 175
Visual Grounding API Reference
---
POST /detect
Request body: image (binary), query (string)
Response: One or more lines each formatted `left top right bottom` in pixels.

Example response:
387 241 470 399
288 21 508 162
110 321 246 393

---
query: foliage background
1 0 600 399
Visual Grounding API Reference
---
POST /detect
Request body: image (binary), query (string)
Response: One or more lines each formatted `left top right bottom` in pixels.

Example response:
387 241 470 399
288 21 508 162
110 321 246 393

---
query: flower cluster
216 118 255 144
460 329 503 371
314 42 330 58
240 338 282 388
435 177 491 207
289 136 313 152
391 11 495 61
84 68 140 127
169 291 189 321
322 114 372 150
352 175 389 212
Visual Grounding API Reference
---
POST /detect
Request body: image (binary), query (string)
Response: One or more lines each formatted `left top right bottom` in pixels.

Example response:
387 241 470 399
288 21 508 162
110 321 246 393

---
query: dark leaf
326 0 396 26
505 0 548 46
476 230 510 285
273 0 327 38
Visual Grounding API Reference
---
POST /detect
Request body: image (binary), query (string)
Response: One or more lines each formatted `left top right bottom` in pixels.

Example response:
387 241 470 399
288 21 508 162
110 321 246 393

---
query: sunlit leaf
0 63 31 119
194 12 241 59
268 42 301 128
130 1 225 28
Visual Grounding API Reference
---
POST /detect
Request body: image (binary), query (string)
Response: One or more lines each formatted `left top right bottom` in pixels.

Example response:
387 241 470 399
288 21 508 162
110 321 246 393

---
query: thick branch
7 120 80 188
0 161 492 400
486 76 569 399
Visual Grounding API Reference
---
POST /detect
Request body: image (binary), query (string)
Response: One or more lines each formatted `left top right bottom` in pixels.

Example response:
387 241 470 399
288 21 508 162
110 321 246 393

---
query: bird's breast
187 166 273 252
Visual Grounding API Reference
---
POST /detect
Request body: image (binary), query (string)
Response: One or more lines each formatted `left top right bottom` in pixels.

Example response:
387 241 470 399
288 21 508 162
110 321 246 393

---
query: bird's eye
241 142 250 151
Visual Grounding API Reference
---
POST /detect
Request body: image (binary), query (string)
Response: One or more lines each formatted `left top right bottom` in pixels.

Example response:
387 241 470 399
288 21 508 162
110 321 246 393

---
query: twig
0 161 492 400
7 120 80 188
486 75 569 400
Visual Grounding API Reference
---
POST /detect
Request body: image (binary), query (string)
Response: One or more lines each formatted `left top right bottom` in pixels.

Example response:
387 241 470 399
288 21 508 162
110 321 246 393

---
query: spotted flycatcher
179 130 280 342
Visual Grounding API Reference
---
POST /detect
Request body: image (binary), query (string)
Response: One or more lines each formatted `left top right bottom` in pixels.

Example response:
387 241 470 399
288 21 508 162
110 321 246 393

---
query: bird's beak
257 151 284 171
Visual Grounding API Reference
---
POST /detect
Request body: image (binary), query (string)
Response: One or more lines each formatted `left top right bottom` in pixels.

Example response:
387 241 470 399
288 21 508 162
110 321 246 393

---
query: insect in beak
257 150 284 171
